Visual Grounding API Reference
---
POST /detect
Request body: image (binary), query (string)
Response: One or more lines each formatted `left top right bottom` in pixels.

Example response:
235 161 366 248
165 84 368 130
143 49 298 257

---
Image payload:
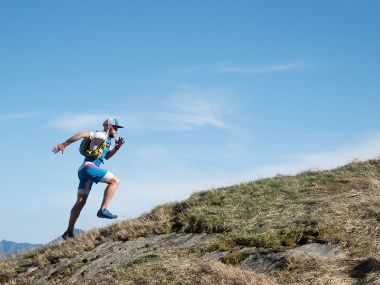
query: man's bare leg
67 193 88 233
100 177 120 209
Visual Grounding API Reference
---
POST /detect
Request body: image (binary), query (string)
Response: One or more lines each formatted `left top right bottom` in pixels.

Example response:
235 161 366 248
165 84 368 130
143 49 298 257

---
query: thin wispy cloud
248 133 380 180
124 92 236 131
217 62 310 75
48 94 233 132
159 93 232 129
160 112 225 129
48 113 112 131
0 111 42 122
170 61 311 76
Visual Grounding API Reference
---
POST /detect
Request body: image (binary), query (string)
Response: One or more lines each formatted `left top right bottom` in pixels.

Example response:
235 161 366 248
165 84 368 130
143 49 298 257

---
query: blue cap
103 118 124 128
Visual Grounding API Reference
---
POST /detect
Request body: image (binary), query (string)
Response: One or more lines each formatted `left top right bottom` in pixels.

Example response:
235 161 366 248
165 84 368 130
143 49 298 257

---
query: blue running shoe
97 208 118 219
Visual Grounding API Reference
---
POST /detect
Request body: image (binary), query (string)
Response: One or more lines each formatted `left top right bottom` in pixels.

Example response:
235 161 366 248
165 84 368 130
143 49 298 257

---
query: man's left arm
105 137 125 160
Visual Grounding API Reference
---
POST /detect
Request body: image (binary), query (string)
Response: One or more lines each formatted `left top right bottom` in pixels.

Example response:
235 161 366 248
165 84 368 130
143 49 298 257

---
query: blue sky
1 0 380 244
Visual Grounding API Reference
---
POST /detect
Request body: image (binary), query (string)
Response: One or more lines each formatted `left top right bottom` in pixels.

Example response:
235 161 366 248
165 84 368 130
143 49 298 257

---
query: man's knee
110 176 121 187
76 194 88 206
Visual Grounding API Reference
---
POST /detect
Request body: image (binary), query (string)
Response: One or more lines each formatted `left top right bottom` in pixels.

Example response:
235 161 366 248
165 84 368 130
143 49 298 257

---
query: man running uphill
52 118 125 240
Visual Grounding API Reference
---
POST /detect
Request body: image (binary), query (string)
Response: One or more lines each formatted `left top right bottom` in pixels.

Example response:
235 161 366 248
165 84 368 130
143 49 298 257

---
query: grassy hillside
1 159 380 284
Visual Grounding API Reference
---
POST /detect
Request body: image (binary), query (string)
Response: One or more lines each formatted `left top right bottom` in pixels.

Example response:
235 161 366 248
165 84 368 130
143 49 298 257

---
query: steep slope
1 159 380 284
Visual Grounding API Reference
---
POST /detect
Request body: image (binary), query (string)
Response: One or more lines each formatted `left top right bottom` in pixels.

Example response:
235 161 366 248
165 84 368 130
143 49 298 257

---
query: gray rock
241 252 287 273
286 243 345 260
202 250 229 261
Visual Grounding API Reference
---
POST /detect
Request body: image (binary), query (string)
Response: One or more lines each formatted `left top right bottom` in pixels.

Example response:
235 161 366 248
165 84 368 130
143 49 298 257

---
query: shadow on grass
349 257 380 285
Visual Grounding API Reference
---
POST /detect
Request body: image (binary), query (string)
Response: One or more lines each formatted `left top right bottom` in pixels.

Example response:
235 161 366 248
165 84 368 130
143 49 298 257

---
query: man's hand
51 132 89 155
115 137 125 150
52 143 66 154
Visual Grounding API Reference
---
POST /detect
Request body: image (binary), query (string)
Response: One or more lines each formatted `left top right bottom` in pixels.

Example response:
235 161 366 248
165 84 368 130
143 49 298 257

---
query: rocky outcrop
204 243 345 274
9 231 346 285
16 233 217 284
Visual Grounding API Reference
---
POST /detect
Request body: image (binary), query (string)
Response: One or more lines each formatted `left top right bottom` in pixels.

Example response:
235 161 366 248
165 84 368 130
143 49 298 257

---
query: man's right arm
52 132 91 154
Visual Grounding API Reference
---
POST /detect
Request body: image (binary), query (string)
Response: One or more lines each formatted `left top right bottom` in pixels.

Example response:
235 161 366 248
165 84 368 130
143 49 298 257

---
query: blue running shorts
78 162 114 195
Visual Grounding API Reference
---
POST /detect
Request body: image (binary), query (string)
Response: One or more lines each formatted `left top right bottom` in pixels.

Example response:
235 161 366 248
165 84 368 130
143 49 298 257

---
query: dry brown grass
163 258 277 285
273 255 357 285
97 251 277 285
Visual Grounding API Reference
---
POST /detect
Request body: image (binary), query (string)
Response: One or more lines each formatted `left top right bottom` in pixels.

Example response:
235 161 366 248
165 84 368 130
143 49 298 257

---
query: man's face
109 125 118 138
